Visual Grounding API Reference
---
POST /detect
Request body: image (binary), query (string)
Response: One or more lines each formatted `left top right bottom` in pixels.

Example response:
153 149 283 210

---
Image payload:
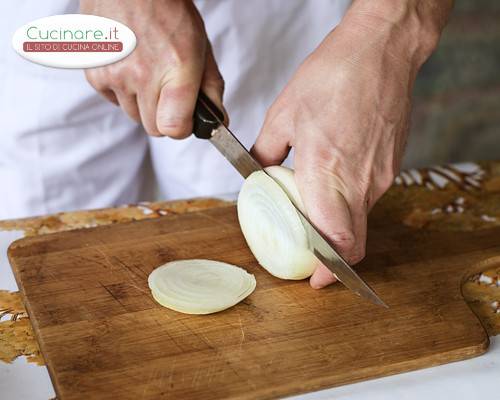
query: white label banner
12 14 136 69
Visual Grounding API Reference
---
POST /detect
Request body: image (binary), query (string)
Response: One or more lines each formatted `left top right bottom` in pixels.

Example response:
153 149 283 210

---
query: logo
12 14 136 68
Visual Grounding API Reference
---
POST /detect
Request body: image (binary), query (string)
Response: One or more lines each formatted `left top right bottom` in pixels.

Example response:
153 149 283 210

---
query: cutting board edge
5 214 180 254
253 338 490 400
6 207 240 258
46 337 490 400
16 285 490 400
9 273 62 400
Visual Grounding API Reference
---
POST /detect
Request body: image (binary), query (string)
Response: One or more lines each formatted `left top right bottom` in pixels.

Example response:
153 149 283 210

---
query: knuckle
84 68 95 82
340 237 366 265
106 68 126 91
262 107 283 132
130 61 149 86
104 62 139 92
329 230 366 264
169 40 204 68
84 69 103 90
265 102 281 120
330 230 356 248
349 249 366 265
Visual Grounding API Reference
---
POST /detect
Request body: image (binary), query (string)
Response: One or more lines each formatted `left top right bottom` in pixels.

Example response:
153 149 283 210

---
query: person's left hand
251 6 442 289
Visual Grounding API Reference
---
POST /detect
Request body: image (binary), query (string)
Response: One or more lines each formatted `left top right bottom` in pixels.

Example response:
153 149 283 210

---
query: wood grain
8 205 500 400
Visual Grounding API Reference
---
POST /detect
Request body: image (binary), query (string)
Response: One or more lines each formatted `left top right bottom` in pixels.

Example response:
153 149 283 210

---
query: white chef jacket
0 0 351 219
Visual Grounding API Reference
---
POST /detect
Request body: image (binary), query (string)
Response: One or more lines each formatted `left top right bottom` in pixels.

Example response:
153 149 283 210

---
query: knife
193 92 387 308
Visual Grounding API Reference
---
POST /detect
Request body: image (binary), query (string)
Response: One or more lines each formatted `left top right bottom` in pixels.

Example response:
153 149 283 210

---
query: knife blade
209 125 263 178
193 92 387 307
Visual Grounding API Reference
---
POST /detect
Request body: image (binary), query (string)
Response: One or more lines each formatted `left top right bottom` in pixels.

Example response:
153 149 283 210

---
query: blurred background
1 0 498 218
404 0 500 168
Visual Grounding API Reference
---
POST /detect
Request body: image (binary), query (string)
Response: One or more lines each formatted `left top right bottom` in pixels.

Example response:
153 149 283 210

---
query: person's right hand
81 0 225 137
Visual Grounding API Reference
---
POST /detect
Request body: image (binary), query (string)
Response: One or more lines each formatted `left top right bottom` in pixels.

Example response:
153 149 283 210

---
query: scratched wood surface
8 201 500 400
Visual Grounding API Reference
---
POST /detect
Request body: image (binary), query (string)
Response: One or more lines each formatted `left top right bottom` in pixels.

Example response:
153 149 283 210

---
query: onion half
148 259 256 314
237 166 317 280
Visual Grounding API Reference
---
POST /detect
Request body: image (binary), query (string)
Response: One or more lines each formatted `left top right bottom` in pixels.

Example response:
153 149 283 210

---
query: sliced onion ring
148 259 256 314
237 166 317 280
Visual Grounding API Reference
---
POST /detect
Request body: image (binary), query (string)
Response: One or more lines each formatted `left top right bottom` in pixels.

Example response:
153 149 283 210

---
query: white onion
237 166 317 280
148 259 256 314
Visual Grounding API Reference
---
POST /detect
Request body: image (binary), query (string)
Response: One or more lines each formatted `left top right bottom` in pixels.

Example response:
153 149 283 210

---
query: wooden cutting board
8 204 500 400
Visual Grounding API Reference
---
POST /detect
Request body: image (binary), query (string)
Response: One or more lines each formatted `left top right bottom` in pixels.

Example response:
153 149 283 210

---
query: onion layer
148 259 256 314
237 166 316 280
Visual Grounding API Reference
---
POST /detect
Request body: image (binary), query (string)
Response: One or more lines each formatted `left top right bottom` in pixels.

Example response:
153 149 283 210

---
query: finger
296 165 356 254
115 92 140 122
100 89 119 106
137 83 162 137
200 42 228 124
294 145 362 288
348 208 368 264
251 110 291 167
85 68 118 106
156 57 205 139
310 265 338 289
307 184 368 289
304 179 355 289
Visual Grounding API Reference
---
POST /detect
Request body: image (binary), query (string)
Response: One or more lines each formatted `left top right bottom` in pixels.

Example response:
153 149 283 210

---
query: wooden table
1 161 499 399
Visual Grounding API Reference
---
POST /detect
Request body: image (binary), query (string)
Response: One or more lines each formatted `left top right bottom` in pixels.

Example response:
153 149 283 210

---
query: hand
81 0 225 137
252 1 451 288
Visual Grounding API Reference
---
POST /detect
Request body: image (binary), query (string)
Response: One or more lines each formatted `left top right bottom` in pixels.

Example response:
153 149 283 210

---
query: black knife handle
193 92 225 139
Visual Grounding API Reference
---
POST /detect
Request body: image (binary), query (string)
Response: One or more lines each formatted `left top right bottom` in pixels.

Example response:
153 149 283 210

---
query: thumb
251 108 291 167
156 53 205 139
